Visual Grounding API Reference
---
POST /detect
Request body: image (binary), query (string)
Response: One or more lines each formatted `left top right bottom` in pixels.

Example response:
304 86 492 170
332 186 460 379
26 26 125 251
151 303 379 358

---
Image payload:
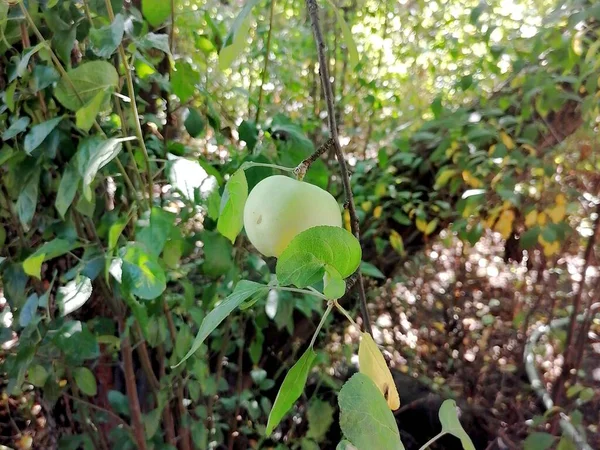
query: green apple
243 175 342 257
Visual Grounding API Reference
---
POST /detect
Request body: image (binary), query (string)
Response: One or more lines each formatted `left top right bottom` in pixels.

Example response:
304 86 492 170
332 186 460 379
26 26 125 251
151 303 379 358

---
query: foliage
0 0 598 449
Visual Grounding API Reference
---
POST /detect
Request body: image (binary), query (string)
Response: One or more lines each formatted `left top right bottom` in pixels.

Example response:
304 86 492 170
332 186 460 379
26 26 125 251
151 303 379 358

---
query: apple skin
243 175 342 257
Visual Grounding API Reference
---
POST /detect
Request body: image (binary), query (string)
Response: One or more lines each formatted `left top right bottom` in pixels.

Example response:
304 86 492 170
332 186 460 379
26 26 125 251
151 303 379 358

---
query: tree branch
305 0 372 335
255 0 276 123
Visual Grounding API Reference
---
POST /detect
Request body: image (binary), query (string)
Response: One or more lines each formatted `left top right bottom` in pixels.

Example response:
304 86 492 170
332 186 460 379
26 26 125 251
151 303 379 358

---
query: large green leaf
54 61 119 111
523 433 555 450
439 400 476 450
201 231 234 277
23 239 81 280
184 108 206 138
338 373 403 450
276 226 362 288
24 117 63 154
121 244 166 300
219 0 260 71
89 13 124 58
2 117 30 141
76 91 108 132
174 280 269 367
75 136 132 201
266 347 316 435
142 0 171 27
217 170 248 244
57 276 93 316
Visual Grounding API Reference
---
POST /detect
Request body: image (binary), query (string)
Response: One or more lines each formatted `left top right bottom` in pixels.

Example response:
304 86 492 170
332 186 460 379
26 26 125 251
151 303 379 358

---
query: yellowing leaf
361 201 372 212
358 332 400 410
488 144 496 155
389 230 404 255
537 211 548 226
425 219 438 236
485 207 501 228
547 204 566 224
416 218 428 233
435 169 456 189
494 209 514 239
525 210 538 228
375 183 386 198
556 194 566 205
373 205 383 219
462 171 483 188
500 132 515 150
539 236 560 256
522 144 536 155
343 209 351 232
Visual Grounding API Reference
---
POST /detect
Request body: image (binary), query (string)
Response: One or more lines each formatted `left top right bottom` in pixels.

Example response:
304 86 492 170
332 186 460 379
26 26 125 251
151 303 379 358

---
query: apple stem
305 0 373 335
241 161 296 173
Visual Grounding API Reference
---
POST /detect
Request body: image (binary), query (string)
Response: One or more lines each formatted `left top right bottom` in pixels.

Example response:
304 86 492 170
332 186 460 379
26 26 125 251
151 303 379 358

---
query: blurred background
1 0 599 449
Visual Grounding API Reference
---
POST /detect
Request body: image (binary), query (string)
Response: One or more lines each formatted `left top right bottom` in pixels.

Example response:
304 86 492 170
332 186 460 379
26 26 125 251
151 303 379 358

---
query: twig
255 0 276 123
305 0 372 335
552 202 600 403
120 320 149 450
105 0 154 206
294 137 335 179
310 302 333 348
64 393 133 434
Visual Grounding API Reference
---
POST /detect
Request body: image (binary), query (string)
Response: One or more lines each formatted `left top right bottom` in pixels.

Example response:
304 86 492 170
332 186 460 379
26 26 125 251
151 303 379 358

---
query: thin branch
310 302 333 348
64 393 133 434
305 0 372 334
255 0 276 123
295 137 335 179
105 0 154 207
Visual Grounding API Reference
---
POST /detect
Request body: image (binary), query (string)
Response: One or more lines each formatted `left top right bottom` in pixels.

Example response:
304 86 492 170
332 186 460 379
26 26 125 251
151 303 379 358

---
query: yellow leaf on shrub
361 201 372 212
358 332 400 410
425 219 438 235
537 212 548 226
539 235 560 256
525 210 538 227
373 205 383 219
375 183 387 198
556 194 566 205
435 169 456 189
416 218 428 233
500 131 515 150
462 171 483 188
494 209 514 239
390 230 404 255
547 204 566 223
343 209 351 232
522 144 536 155
488 144 496 155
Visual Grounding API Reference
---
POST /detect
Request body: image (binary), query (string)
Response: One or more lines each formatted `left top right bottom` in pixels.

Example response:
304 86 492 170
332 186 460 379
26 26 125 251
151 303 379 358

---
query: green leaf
266 347 317 435
184 108 206 137
75 136 132 201
524 433 555 450
306 399 335 441
219 12 255 71
137 32 171 54
54 61 119 111
171 61 197 103
19 294 39 328
329 1 359 68
136 207 175 257
202 231 234 277
28 364 48 387
2 117 30 141
89 13 124 58
276 226 362 288
323 265 346 300
520 227 540 249
17 42 47 78
121 243 166 300
557 436 576 450
142 0 171 27
238 120 258 151
217 170 248 243
24 117 63 154
23 239 79 279
55 164 81 219
360 261 385 279
74 367 97 396
439 399 476 450
174 280 269 367
76 91 108 132
338 373 403 450
17 167 41 229
32 65 60 93
57 276 93 316
109 216 129 251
